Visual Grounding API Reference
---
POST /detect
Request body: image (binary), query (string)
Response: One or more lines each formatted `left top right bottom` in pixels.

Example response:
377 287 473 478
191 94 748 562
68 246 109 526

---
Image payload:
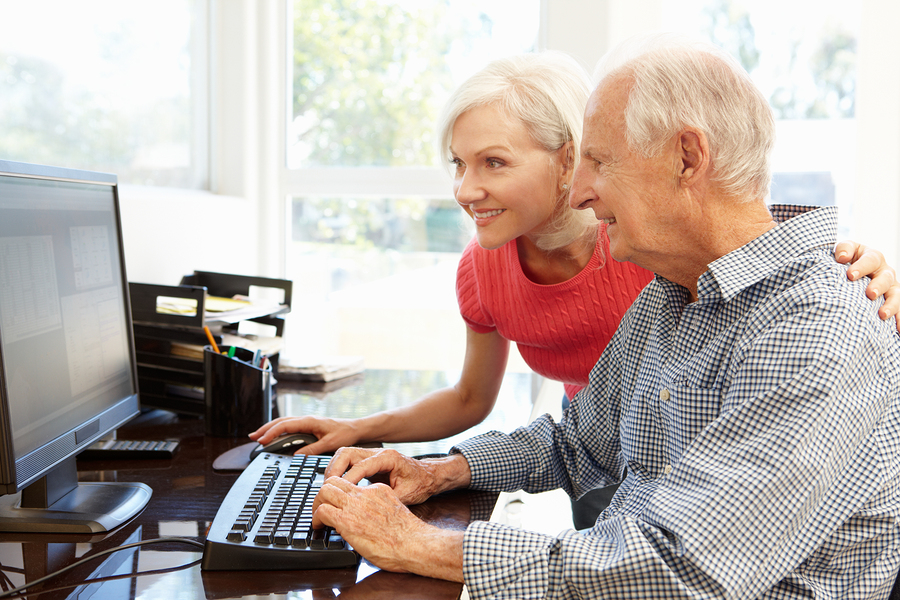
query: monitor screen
0 160 149 533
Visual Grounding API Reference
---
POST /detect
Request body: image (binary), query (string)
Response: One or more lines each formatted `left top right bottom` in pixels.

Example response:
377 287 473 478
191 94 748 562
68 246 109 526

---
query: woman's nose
454 170 486 205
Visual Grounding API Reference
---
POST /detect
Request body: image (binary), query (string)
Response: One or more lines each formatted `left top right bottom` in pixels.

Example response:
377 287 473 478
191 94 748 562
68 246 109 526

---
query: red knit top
456 226 654 400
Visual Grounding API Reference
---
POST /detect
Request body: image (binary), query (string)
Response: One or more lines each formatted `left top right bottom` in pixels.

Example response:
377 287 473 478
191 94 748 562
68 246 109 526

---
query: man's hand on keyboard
322 447 470 506
311 470 466 581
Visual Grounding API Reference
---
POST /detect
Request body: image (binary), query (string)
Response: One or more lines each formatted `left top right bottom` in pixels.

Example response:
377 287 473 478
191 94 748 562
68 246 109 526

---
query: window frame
208 0 900 282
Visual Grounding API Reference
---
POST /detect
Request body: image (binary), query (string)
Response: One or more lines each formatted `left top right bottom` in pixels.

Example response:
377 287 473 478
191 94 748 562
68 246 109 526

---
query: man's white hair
594 33 775 200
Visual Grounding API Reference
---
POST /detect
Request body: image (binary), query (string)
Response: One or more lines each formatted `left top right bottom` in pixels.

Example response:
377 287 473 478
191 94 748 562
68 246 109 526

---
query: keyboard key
254 530 274 544
273 530 291 546
309 528 327 549
226 530 246 542
327 532 345 549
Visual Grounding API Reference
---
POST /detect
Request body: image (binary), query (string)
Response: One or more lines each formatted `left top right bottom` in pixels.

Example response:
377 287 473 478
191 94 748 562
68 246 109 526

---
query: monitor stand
0 457 151 534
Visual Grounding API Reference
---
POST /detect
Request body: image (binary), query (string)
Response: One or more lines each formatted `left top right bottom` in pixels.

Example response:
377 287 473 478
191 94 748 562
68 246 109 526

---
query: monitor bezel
0 159 141 496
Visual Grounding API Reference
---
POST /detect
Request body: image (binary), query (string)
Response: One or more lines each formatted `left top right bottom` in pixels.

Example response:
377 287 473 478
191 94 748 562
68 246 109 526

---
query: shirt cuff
452 431 533 491
463 520 558 599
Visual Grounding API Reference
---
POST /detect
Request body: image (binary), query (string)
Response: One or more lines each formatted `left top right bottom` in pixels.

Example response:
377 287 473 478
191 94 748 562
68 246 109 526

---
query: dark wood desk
0 369 518 599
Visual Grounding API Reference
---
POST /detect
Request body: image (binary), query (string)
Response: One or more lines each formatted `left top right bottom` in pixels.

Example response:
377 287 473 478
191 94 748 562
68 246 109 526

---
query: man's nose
568 165 592 210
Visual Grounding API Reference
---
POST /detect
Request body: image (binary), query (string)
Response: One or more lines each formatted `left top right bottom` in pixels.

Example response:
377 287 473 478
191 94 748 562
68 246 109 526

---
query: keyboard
201 452 359 570
78 439 179 460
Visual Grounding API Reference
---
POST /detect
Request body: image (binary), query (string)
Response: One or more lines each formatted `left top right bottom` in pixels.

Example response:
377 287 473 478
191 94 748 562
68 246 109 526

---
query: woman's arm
250 327 512 455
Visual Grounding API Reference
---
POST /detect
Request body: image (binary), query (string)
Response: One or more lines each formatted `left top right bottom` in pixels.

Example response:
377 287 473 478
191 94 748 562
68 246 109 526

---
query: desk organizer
204 346 273 437
130 271 291 415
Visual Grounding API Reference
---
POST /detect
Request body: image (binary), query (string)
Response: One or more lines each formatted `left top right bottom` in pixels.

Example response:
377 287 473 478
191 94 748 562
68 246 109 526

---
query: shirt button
659 389 671 402
664 465 673 475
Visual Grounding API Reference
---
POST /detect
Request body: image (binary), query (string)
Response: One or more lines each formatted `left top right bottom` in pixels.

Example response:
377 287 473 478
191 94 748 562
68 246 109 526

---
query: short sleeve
456 238 496 334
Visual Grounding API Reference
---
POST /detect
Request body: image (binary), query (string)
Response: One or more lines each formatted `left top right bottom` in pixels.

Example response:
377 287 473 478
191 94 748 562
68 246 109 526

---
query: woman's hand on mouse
250 416 362 456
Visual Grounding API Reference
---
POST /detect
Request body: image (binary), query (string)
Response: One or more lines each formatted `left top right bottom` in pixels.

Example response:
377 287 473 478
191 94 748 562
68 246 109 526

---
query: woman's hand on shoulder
835 240 899 331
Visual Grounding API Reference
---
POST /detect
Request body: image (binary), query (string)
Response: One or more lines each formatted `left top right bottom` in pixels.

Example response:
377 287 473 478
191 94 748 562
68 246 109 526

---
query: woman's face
450 105 567 250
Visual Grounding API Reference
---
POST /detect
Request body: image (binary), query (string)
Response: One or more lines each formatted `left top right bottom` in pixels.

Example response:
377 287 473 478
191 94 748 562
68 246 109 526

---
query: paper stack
277 356 365 382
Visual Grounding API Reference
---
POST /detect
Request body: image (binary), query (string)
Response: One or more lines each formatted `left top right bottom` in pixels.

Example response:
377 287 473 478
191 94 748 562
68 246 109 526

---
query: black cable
0 536 205 599
0 564 19 592
1 558 204 598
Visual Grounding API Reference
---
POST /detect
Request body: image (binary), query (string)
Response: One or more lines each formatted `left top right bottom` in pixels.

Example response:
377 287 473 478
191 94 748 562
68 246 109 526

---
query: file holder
204 346 272 437
129 271 291 415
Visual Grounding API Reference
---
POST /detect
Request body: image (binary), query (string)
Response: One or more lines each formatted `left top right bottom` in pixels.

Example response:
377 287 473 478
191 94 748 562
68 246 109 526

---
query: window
0 0 207 188
661 0 859 238
284 0 540 370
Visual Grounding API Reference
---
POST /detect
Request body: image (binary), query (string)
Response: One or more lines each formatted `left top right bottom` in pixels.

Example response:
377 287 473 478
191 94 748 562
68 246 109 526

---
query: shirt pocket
657 383 723 461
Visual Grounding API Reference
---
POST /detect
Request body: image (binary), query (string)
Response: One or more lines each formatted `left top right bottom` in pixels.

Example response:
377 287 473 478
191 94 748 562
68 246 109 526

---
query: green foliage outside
291 0 480 167
0 53 191 186
290 0 489 254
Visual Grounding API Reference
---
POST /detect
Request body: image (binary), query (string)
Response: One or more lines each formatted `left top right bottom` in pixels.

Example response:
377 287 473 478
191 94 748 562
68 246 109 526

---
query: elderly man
312 35 900 599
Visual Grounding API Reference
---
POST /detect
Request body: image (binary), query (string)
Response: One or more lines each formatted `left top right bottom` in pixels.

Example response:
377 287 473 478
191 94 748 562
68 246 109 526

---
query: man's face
569 76 687 272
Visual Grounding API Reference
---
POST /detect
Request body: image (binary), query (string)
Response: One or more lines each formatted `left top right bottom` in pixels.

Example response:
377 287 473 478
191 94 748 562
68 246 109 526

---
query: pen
252 349 262 367
203 326 221 354
226 346 236 358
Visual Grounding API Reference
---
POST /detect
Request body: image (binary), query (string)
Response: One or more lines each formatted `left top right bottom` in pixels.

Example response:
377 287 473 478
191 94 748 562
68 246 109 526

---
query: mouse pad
212 442 256 471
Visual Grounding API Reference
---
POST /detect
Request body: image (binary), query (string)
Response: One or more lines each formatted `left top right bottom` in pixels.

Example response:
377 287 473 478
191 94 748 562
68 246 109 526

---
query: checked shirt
454 206 900 599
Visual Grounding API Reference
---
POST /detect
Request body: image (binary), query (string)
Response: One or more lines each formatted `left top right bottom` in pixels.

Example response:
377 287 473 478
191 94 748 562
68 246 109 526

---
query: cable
0 536 205 599
1 558 204 599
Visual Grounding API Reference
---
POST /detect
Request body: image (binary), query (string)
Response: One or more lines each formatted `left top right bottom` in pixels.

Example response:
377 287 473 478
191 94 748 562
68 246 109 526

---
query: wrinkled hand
312 476 464 580
835 240 900 332
324 447 442 506
248 416 360 456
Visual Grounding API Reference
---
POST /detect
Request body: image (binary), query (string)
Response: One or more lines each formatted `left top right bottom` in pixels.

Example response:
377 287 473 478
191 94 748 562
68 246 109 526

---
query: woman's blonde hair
437 51 599 251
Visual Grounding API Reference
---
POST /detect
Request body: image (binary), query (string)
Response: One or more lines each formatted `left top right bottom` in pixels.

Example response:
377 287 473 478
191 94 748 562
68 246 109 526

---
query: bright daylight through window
285 0 540 371
284 0 861 372
663 0 859 237
0 0 203 188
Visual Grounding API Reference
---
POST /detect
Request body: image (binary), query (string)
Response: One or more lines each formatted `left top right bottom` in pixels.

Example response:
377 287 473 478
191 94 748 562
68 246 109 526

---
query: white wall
854 0 900 267
211 0 286 280
118 185 258 285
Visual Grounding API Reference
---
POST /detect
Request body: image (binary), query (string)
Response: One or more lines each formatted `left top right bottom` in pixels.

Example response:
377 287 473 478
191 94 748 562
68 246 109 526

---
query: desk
0 369 519 599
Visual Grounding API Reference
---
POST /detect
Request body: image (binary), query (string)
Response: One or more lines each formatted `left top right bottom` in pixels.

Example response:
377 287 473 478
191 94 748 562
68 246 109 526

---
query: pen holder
203 346 272 437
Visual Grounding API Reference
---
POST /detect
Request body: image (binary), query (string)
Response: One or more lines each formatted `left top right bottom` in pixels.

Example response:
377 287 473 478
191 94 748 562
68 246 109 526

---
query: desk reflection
0 370 510 599
277 368 532 457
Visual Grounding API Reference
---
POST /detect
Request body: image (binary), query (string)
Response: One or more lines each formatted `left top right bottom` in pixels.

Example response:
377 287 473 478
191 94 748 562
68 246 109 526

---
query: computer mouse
249 433 318 460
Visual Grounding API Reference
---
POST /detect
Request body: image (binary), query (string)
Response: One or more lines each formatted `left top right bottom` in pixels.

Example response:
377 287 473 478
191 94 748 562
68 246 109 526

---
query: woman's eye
487 159 503 168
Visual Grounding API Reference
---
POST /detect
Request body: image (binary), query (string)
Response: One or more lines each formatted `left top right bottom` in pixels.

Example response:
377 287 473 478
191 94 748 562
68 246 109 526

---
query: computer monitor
0 160 150 533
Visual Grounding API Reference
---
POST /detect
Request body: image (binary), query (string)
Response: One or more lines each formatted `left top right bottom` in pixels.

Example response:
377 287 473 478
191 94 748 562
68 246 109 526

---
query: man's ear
677 129 710 187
